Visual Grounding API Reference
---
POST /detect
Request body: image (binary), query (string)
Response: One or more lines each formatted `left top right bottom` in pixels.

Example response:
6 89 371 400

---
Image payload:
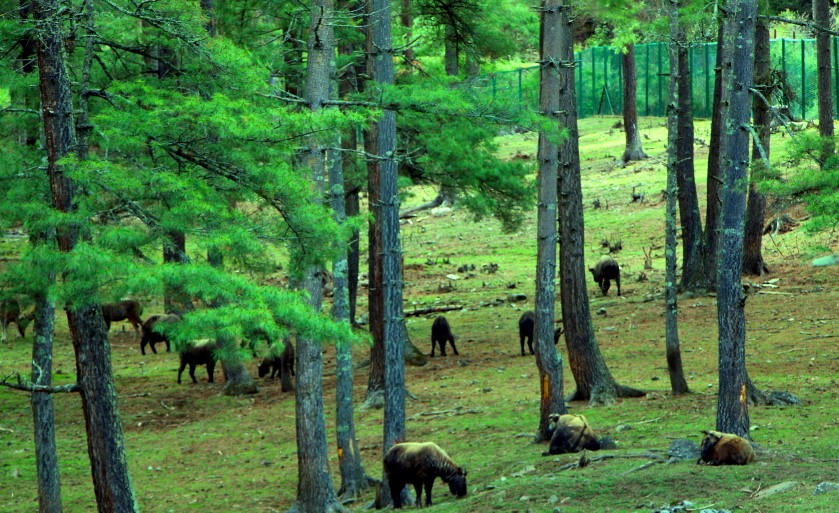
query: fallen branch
404 304 464 317
124 392 151 398
400 194 444 219
413 408 481 418
160 400 175 411
622 460 665 474
803 334 837 341
554 452 665 471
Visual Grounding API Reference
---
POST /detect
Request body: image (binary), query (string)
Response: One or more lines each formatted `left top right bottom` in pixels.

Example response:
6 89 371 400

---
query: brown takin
383 442 467 509
546 413 602 455
697 430 755 466
1 299 32 346
101 299 144 337
140 314 180 355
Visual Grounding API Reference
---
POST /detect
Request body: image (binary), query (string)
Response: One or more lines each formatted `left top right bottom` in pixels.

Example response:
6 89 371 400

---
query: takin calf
517 311 562 356
177 339 219 384
589 255 621 296
102 299 144 336
430 316 458 357
258 339 295 392
383 441 467 509
544 413 613 455
1 299 32 345
139 314 180 355
697 430 755 466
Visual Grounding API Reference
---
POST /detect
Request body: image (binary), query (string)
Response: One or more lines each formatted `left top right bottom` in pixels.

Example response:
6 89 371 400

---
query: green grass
1 116 837 513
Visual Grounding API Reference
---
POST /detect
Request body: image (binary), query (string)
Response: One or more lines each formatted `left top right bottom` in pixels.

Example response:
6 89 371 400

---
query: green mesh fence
471 38 829 121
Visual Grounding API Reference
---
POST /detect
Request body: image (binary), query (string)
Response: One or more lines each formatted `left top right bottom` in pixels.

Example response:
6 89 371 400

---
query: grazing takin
430 316 459 357
139 314 180 355
383 441 468 509
101 299 144 337
589 255 621 296
177 339 219 384
697 430 755 466
258 339 295 392
517 311 563 356
1 299 32 345
545 414 602 455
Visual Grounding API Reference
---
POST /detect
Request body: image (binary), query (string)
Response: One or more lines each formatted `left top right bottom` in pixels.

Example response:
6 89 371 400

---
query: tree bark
743 18 769 277
444 25 459 76
34 2 139 511
621 44 648 163
533 0 567 443
665 1 690 396
814 0 835 163
287 3 346 512
556 1 644 406
401 0 414 63
675 34 705 292
715 0 755 439
32 291 63 513
702 20 725 292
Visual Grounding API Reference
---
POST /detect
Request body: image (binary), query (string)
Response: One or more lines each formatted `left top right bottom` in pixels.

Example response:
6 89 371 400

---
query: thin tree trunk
675 36 705 292
32 290 63 513
715 0 755 439
534 0 567 443
814 0 834 163
621 44 648 163
401 0 414 63
287 3 346 512
374 0 408 506
743 18 769 277
34 2 139 511
444 25 458 76
556 1 643 406
665 2 689 396
703 21 724 292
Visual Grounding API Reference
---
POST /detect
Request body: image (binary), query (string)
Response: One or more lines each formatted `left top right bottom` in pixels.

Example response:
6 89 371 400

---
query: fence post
657 41 663 116
592 47 597 117
645 43 650 116
704 42 711 118
801 39 806 120
518 68 523 109
618 48 624 115
577 51 583 117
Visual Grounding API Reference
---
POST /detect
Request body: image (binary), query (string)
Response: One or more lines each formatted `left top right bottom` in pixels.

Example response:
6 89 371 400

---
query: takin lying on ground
697 430 755 465
383 441 467 509
544 413 617 455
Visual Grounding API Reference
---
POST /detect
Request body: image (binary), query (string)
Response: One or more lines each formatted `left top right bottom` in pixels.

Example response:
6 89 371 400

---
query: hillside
1 116 837 513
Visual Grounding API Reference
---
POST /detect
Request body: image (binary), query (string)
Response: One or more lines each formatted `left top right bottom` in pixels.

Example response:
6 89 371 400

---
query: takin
101 299 144 336
1 299 32 345
589 255 621 296
177 339 219 384
430 316 458 357
258 339 295 392
139 314 180 355
383 441 467 509
545 413 603 455
697 430 755 466
517 311 562 356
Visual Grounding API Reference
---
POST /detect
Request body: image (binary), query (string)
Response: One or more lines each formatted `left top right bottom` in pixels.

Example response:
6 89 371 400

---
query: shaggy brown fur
1 299 32 345
140 314 180 355
102 299 144 335
547 414 601 454
177 339 219 384
430 316 458 357
517 311 562 356
698 430 755 466
589 255 621 296
383 442 467 508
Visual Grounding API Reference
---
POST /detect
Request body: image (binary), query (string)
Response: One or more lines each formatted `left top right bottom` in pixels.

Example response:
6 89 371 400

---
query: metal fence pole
657 41 663 116
801 39 806 120
704 42 711 118
592 47 597 116
833 36 838 118
577 51 583 117
645 43 650 116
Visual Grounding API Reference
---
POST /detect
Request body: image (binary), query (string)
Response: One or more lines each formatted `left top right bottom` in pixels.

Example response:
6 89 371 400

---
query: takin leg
423 479 435 506
449 337 459 356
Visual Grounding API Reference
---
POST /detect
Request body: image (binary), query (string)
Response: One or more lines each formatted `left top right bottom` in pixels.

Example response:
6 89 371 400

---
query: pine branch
0 373 81 394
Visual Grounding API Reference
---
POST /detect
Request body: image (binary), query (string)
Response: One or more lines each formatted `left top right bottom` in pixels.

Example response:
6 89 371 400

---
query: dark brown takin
430 316 458 357
517 311 562 356
697 430 755 465
177 339 219 384
383 441 467 509
589 255 621 296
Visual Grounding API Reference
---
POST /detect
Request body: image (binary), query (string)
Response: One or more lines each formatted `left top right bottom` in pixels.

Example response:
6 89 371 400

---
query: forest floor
1 116 837 513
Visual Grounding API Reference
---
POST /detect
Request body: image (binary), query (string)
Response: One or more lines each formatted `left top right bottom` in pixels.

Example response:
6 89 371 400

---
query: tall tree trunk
814 0 834 163
330 14 375 503
34 2 139 511
703 21 725 292
665 1 690 396
743 18 770 277
287 3 346 512
675 36 705 292
32 290 63 513
401 0 414 63
621 44 648 163
444 25 459 76
715 0 755 439
369 0 410 507
556 1 644 406
534 0 567 442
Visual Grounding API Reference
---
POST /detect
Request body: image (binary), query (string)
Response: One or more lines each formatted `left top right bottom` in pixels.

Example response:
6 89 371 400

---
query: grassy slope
1 116 837 513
